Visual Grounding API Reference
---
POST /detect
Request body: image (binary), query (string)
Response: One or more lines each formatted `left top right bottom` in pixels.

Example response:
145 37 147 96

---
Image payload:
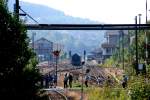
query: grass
71 81 90 90
71 80 130 100
86 87 130 100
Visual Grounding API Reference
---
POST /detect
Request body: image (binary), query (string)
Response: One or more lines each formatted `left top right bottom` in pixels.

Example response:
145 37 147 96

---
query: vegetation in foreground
94 21 150 100
0 1 43 100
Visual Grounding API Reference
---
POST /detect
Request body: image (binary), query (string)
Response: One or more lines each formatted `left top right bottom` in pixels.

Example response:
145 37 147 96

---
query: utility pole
138 14 142 25
32 32 36 50
119 33 121 63
146 0 148 23
122 31 124 70
15 0 20 20
119 30 124 70
84 50 86 62
145 0 148 66
80 50 86 100
4 0 8 8
135 16 139 75
80 61 85 100
56 55 58 86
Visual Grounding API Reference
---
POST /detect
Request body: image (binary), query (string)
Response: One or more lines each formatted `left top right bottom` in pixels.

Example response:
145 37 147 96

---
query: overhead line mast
14 0 38 23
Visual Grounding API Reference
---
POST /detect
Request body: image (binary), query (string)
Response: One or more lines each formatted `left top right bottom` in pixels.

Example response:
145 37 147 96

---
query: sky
19 0 150 24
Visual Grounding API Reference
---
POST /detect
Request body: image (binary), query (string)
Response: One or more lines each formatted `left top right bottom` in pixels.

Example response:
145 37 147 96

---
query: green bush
0 1 41 100
129 76 150 100
87 87 129 100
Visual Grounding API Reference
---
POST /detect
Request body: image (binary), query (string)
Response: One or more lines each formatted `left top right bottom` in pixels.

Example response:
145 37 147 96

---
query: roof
72 53 80 57
34 37 53 44
101 43 116 48
106 30 120 36
91 48 102 53
105 30 128 36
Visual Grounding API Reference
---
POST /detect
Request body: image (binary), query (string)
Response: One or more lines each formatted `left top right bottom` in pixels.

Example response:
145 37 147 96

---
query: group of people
96 74 128 88
43 73 57 88
64 73 73 88
65 72 128 89
42 71 128 89
64 71 91 88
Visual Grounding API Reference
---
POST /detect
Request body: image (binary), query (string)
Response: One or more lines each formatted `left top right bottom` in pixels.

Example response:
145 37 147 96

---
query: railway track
85 63 117 86
46 89 68 100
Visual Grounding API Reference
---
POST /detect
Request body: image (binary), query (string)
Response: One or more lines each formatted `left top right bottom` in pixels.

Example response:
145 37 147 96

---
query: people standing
106 76 112 87
122 75 128 88
45 74 49 88
97 76 101 85
68 73 73 88
48 74 53 88
85 69 90 87
64 73 68 88
85 74 89 87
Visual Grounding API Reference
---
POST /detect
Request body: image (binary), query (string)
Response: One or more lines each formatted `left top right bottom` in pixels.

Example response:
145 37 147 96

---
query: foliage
103 57 116 67
0 2 41 100
86 73 150 100
100 21 150 100
129 75 150 100
87 87 129 100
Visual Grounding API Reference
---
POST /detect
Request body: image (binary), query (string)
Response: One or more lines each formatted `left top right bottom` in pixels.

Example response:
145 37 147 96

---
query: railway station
0 0 150 100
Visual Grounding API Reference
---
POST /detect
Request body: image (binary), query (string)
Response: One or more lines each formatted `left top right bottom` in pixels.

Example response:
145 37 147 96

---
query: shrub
129 76 150 100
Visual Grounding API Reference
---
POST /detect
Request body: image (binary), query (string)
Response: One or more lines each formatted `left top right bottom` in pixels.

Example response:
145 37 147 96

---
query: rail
45 88 68 100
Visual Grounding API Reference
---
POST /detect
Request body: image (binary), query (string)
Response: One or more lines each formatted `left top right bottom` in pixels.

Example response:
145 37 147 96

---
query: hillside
8 1 105 54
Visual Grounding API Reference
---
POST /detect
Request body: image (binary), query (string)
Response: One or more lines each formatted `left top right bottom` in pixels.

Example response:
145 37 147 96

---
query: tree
0 1 41 100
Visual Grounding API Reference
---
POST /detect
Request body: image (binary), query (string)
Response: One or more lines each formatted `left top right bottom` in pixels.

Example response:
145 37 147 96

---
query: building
33 38 53 62
101 30 128 62
88 47 103 64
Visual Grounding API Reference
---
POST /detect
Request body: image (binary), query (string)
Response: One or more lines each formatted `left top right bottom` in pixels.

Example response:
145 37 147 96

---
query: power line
20 8 39 24
14 0 38 24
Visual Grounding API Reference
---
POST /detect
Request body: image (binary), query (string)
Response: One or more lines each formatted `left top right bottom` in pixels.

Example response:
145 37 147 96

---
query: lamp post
52 50 60 87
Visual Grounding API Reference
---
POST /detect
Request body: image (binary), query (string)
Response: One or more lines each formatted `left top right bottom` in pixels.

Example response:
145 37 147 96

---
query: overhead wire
19 8 39 24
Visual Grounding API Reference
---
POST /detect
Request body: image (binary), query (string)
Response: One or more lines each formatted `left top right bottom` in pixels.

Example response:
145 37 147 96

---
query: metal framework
25 24 150 30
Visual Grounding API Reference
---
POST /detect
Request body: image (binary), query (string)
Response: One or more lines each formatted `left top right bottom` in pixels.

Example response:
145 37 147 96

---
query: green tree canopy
0 1 41 100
